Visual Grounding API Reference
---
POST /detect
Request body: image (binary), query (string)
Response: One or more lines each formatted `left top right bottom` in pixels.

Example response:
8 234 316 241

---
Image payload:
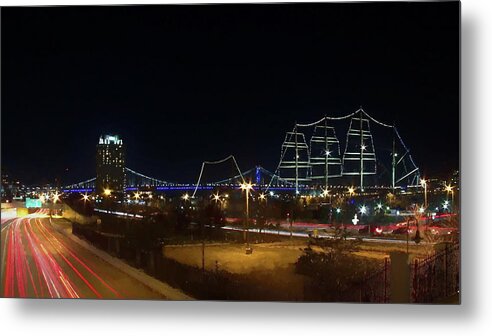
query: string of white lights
192 155 246 197
361 108 393 128
264 127 295 193
394 127 420 174
296 111 358 127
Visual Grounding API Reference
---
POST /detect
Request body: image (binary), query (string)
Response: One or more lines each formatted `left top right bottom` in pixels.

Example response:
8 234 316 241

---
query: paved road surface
1 210 165 299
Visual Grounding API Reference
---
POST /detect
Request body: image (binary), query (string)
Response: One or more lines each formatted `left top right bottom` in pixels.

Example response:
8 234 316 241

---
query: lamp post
258 193 266 236
420 178 428 209
240 182 253 248
212 192 222 211
445 184 454 211
52 191 61 217
360 205 369 235
80 192 90 223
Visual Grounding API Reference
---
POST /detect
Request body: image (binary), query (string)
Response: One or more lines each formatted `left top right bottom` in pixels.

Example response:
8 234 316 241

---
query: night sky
1 2 459 185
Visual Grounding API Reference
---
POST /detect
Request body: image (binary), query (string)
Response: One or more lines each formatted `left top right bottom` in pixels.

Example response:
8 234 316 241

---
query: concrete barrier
16 207 29 217
62 204 99 225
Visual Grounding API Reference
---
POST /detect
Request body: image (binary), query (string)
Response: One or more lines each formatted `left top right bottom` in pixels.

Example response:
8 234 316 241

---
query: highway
1 210 165 299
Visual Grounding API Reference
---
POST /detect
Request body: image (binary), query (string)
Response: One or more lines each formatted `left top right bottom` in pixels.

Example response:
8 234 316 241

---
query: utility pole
294 125 299 196
324 116 329 192
202 220 205 272
246 186 249 247
392 125 396 193
360 109 364 192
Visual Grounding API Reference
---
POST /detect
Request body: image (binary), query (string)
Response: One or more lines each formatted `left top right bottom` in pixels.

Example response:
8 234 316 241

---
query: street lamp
50 191 61 217
240 182 253 248
359 205 370 235
420 178 428 208
359 205 367 215
445 184 454 210
376 202 383 213
348 186 355 197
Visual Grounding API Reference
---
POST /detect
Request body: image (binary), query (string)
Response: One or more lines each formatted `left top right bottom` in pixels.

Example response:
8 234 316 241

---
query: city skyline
1 3 459 185
1 2 460 305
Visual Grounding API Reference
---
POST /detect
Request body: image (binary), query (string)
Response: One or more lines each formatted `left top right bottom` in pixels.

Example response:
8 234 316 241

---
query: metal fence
411 242 460 303
341 258 390 303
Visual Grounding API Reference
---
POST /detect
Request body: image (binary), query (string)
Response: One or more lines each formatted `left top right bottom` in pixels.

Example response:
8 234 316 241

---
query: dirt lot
162 238 436 276
163 242 304 274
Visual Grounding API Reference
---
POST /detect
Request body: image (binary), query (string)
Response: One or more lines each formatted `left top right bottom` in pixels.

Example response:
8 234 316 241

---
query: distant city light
336 208 341 214
259 193 266 201
182 193 190 201
360 205 367 215
103 188 111 196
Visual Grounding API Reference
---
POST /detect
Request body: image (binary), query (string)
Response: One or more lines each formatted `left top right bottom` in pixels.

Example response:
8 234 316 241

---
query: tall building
96 135 126 195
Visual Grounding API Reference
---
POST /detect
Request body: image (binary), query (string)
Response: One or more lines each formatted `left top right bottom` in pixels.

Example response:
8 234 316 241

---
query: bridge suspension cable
64 177 96 189
125 167 170 186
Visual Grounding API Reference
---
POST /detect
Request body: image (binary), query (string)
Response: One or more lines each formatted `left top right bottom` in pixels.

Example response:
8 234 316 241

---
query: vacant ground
163 241 304 274
162 237 437 275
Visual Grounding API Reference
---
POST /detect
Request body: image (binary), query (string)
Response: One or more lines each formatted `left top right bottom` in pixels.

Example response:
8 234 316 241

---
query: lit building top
99 135 123 145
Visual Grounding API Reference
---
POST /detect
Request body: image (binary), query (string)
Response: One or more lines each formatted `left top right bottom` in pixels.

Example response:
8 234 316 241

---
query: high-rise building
96 135 126 195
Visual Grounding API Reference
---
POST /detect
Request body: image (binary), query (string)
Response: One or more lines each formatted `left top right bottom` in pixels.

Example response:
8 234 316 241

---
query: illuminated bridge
62 165 297 194
63 107 420 196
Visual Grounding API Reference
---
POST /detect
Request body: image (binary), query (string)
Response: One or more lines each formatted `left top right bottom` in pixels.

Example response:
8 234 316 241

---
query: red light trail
1 210 123 298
